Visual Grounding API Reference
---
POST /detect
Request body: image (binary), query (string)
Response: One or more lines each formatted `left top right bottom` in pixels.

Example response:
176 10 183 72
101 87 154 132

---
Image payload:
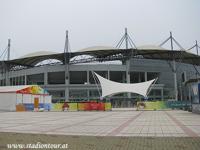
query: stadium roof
19 51 58 58
6 52 65 67
78 46 117 52
2 46 200 68
137 45 166 50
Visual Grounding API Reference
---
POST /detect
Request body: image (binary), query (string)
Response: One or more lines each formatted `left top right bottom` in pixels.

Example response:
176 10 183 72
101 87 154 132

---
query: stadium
0 29 200 108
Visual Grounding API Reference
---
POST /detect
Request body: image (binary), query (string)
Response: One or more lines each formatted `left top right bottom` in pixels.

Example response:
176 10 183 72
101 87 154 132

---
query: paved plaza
0 110 200 137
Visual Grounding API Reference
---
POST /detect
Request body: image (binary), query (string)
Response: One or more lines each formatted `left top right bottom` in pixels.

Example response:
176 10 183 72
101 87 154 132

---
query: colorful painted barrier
52 102 112 111
16 103 51 112
23 103 51 111
16 102 112 111
137 101 191 110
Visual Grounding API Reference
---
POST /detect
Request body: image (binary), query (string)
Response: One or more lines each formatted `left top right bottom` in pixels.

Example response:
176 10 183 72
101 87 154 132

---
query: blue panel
198 83 200 104
23 104 34 111
23 103 52 111
44 103 51 111
39 103 44 108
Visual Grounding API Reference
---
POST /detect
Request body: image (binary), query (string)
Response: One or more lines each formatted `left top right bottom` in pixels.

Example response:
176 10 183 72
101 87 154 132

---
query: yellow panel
69 103 78 111
52 103 63 111
105 103 112 111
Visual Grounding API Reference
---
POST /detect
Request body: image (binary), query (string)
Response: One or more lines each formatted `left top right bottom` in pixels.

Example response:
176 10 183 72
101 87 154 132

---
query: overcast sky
0 0 200 59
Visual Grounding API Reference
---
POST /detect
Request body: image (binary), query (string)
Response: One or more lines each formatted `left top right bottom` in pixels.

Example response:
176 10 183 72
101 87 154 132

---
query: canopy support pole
196 40 199 56
7 39 11 61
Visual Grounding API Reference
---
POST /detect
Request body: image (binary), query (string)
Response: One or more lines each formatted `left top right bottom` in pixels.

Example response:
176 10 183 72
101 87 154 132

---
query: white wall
44 95 52 103
0 93 16 111
16 94 52 104
22 94 32 103
16 94 22 104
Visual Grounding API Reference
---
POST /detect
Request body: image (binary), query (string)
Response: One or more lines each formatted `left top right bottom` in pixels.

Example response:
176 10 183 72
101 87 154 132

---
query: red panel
98 102 105 111
90 102 98 110
84 102 91 111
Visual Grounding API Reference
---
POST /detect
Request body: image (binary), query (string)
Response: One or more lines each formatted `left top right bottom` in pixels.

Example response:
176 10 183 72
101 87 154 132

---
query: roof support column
87 70 89 84
44 71 48 85
24 74 27 85
108 67 110 80
5 72 10 86
64 30 70 102
173 60 178 101
65 64 69 102
170 32 178 101
145 72 147 82
126 60 131 98
4 63 10 86
161 88 164 101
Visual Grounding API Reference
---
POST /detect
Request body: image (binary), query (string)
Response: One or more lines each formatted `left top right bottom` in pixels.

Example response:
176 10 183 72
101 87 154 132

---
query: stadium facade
0 31 200 107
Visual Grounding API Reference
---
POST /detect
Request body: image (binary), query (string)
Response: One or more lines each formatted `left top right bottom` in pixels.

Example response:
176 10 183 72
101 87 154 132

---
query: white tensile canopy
94 72 156 98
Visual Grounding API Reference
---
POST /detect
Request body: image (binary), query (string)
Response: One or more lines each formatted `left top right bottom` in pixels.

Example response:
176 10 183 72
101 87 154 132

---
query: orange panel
78 103 85 111
16 104 26 112
34 97 39 108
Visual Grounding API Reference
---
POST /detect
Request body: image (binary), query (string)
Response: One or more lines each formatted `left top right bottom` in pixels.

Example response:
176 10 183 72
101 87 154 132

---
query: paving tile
0 110 200 137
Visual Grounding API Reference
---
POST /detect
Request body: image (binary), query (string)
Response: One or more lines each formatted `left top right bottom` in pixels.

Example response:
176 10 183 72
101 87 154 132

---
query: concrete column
44 72 48 85
108 65 110 80
145 72 147 81
179 84 183 101
25 75 27 85
126 60 131 98
173 60 178 101
5 71 10 86
65 84 69 101
108 70 110 80
87 70 90 101
188 86 191 102
87 89 90 101
87 70 89 84
161 88 164 100
65 64 69 101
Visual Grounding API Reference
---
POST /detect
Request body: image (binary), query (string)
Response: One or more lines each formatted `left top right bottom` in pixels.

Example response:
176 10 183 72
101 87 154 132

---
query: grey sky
0 0 200 59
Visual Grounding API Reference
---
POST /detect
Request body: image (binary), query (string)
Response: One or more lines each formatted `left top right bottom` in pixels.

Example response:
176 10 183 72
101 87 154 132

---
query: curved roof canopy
7 51 65 67
75 46 121 57
20 51 58 58
78 46 117 52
